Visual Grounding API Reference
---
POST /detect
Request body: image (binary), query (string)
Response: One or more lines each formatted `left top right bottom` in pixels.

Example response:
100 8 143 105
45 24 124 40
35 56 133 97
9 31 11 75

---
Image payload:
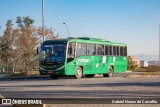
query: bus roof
43 37 127 46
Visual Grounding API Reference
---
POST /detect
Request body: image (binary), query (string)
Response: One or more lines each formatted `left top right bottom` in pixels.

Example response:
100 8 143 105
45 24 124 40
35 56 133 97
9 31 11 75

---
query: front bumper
39 66 65 75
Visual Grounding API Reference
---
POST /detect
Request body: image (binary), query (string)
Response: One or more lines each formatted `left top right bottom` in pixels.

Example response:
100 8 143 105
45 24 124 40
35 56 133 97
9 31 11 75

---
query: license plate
48 71 53 74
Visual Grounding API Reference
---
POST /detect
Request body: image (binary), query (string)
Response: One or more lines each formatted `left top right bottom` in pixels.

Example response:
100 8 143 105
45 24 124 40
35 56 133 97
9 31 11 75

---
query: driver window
67 42 76 63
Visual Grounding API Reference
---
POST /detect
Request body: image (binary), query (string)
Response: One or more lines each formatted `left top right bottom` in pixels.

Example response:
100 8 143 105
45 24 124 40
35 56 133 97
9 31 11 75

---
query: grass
127 66 160 78
141 72 160 77
126 72 160 78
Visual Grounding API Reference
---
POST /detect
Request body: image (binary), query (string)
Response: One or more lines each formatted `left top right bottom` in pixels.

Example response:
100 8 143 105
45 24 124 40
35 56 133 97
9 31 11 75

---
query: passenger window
117 46 120 56
124 47 127 56
105 45 113 55
88 44 96 55
105 45 109 55
113 46 117 56
76 43 87 57
120 47 124 56
109 46 112 55
97 45 104 55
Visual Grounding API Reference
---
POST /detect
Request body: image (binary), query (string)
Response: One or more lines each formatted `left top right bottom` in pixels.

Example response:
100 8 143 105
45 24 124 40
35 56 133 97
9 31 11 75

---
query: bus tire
74 67 83 79
50 75 59 79
85 74 95 78
103 66 113 77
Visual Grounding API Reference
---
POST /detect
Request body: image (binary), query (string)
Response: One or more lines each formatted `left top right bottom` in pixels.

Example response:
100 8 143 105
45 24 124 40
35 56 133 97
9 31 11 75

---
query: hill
132 54 158 62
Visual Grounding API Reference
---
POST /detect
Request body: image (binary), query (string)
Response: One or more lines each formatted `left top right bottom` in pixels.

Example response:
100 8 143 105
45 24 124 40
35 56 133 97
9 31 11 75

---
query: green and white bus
39 37 128 79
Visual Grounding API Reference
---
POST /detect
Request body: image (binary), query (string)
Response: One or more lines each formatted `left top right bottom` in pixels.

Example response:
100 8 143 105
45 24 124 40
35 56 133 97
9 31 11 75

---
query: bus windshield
40 44 66 63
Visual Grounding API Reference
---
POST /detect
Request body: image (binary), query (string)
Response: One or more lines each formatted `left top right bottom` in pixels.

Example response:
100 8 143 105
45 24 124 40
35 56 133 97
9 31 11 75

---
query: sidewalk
0 74 8 78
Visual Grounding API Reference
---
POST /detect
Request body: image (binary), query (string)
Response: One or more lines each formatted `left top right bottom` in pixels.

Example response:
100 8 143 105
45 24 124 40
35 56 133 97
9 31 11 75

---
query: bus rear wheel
50 75 59 79
74 67 83 79
103 66 113 77
85 74 95 78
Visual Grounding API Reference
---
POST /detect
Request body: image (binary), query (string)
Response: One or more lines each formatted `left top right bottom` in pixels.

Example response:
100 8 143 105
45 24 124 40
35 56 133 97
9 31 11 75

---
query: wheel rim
109 67 113 77
77 68 82 76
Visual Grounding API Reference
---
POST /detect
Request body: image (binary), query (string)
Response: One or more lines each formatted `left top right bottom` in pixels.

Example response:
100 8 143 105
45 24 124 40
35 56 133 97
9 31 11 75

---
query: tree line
0 16 58 73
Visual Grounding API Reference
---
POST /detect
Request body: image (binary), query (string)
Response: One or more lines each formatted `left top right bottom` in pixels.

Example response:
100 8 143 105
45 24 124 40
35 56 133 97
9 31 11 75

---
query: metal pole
159 24 160 65
0 25 1 36
63 23 69 38
0 20 1 36
42 0 45 42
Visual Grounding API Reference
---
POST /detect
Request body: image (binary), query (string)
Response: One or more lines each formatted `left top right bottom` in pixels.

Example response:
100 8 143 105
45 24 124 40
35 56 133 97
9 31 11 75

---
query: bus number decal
76 59 90 64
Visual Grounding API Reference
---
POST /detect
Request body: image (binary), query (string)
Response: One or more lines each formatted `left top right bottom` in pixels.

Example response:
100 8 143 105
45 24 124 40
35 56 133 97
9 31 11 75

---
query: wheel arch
110 65 114 73
78 66 83 74
74 66 83 79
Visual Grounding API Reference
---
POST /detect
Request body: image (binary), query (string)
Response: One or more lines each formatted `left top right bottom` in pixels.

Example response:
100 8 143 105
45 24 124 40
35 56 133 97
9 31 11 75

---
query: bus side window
67 42 75 63
109 46 113 55
76 43 87 57
124 47 127 56
120 47 124 56
117 46 120 56
113 46 117 56
88 44 96 55
97 45 104 55
105 45 109 55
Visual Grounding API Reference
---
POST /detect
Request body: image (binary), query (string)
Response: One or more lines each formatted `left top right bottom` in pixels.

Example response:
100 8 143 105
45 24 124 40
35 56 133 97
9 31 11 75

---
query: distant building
148 61 159 66
140 60 148 67
129 56 140 67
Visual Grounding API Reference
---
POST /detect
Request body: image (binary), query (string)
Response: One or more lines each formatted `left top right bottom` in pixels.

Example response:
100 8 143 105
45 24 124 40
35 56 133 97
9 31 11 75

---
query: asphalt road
0 74 160 99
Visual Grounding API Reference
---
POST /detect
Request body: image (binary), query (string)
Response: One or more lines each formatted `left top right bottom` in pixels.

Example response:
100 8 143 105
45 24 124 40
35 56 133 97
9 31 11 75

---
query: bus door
65 42 77 75
67 42 76 63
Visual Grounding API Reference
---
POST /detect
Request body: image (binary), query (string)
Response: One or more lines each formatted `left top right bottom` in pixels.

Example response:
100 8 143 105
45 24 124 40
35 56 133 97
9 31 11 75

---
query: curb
0 75 50 80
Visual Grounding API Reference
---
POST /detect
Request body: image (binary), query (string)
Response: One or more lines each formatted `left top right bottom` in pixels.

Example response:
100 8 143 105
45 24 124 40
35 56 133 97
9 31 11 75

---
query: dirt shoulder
125 72 160 78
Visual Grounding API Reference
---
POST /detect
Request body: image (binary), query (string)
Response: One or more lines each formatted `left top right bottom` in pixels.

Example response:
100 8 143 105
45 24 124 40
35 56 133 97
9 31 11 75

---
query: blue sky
0 0 160 55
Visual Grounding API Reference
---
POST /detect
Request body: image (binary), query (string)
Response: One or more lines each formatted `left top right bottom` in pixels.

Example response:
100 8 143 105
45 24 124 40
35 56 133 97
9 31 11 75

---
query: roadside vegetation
126 71 160 78
128 59 146 71
140 66 160 77
128 59 160 77
127 61 160 78
141 72 160 76
0 16 58 75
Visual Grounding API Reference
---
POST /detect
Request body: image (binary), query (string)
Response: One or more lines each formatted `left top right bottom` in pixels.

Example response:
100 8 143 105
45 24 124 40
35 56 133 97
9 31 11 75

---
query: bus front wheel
74 67 83 79
103 66 113 77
